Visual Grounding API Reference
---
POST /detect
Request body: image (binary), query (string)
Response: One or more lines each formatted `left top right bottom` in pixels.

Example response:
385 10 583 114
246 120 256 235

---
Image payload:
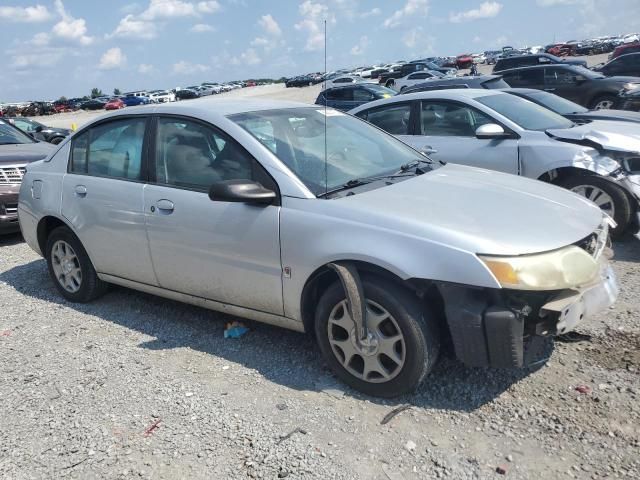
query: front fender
280 198 500 321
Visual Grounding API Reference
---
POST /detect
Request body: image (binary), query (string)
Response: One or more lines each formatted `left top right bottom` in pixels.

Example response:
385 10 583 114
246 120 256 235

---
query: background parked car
593 53 640 77
618 88 640 111
324 75 366 89
315 84 395 111
610 42 640 60
350 89 640 234
493 53 587 73
400 75 509 94
390 71 445 92
500 64 640 109
122 95 151 107
504 88 640 124
175 88 200 100
80 99 107 110
5 117 70 145
105 98 125 110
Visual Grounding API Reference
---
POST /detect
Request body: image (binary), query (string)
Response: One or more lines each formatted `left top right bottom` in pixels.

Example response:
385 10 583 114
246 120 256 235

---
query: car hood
598 75 640 84
547 119 640 153
336 164 602 256
0 141 55 164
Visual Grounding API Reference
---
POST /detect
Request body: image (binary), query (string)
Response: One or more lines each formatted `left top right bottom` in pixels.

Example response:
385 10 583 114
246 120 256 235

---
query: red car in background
105 98 125 110
456 53 474 69
610 41 640 60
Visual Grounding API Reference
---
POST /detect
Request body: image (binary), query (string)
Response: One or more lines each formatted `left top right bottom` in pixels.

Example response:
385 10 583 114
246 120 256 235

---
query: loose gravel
1 233 639 479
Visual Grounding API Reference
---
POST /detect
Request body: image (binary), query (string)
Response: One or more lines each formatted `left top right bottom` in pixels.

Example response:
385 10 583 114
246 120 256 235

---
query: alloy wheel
327 300 406 383
594 99 614 110
571 185 615 217
51 240 82 293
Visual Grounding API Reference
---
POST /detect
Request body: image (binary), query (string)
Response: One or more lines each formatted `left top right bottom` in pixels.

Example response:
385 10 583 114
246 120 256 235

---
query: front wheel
561 175 632 237
46 226 108 302
315 277 440 397
590 94 617 110
385 80 395 89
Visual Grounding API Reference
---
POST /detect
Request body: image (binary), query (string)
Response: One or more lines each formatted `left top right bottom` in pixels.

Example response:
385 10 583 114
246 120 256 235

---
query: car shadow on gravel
612 237 640 263
0 232 24 246
1 258 547 413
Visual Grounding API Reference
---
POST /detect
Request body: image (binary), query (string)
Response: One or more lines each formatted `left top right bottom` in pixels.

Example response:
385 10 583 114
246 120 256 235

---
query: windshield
230 108 431 196
0 120 36 145
476 94 574 131
365 85 397 97
571 65 604 79
526 91 588 115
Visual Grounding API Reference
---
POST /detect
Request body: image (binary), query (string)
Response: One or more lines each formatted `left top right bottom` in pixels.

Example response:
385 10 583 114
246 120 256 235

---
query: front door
403 100 520 174
543 66 582 103
143 116 283 314
61 116 158 285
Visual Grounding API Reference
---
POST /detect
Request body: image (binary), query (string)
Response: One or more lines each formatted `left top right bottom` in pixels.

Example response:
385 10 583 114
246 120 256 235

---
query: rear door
501 68 544 89
411 100 519 173
61 116 158 285
326 88 354 111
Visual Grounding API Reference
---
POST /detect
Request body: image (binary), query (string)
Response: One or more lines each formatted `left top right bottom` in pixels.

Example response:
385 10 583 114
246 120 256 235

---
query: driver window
420 101 492 137
365 104 412 135
544 67 577 85
155 117 259 191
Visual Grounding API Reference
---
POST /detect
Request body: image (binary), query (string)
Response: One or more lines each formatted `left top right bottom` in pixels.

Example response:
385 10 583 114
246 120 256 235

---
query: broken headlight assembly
479 246 598 291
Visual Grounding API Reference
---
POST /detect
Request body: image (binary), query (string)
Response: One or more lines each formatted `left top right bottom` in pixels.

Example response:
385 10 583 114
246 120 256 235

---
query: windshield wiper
318 172 419 198
400 158 436 171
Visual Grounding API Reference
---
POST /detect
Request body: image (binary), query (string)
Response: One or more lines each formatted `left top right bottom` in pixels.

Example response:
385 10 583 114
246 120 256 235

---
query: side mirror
35 125 43 133
209 179 276 205
476 123 508 139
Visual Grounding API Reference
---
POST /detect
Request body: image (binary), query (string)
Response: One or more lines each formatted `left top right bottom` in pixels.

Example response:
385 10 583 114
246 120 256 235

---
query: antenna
324 18 328 196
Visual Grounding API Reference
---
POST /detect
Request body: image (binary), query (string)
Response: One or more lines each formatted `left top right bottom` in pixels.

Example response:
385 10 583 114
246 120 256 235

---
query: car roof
350 88 503 112
498 64 574 72
320 84 379 93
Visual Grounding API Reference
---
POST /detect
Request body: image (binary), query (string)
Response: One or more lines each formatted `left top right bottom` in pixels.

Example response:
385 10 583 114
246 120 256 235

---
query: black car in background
175 89 200 100
504 88 640 124
285 75 321 87
493 53 587 73
315 84 396 111
80 99 107 110
594 53 640 78
618 88 640 111
400 75 509 94
5 117 71 145
499 64 640 109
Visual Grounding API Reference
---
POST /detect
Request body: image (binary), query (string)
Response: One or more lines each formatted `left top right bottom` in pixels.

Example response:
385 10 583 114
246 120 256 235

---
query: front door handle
74 185 87 197
421 146 438 155
155 199 174 214
544 88 556 92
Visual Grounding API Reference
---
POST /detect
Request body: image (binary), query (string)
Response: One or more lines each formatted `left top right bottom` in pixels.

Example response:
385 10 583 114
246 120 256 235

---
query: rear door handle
74 185 87 197
155 199 174 214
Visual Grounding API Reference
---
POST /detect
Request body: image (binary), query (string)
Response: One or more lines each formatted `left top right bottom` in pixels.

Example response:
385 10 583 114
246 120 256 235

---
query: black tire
589 94 617 110
45 226 108 302
399 86 406 93
50 137 64 145
315 276 440 397
560 175 632 237
385 80 395 88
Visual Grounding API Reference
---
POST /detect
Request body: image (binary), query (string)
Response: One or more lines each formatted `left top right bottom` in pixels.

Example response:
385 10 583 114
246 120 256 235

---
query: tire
315 276 440 397
560 174 632 237
46 226 108 302
50 137 64 145
385 80 395 89
589 94 617 110
399 86 406 93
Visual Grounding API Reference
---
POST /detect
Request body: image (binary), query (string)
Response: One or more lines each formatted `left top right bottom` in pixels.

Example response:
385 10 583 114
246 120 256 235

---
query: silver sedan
18 98 618 396
350 89 640 236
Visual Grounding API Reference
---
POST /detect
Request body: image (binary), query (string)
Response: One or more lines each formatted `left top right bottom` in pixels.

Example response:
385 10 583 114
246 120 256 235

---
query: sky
1 0 639 102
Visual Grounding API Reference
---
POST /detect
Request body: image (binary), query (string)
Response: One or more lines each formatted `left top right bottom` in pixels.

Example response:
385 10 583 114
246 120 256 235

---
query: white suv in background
148 90 176 103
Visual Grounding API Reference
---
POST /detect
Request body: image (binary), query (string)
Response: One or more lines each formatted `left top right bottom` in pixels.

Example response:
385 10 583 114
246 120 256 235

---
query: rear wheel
385 80 395 89
590 94 617 110
315 277 440 397
46 226 108 302
561 175 632 236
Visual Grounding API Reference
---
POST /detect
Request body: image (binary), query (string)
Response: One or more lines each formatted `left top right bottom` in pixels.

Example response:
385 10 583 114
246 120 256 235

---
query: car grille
0 166 26 184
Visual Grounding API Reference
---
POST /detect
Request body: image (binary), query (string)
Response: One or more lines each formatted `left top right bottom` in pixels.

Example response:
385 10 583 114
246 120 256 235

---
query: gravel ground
1 233 639 480
4 51 638 479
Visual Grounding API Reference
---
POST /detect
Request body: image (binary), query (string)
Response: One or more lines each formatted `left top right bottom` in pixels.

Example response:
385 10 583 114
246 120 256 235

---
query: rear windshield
477 94 574 131
0 120 36 145
482 77 510 89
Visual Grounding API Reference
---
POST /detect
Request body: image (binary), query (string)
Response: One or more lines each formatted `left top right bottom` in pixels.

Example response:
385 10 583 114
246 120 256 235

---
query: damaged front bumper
438 260 619 369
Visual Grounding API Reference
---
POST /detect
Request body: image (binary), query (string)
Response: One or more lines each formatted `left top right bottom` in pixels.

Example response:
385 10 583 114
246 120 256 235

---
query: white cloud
197 1 221 14
99 47 127 70
360 7 381 18
138 63 154 73
401 26 435 55
52 0 93 45
172 60 210 74
384 0 429 29
258 14 281 36
190 23 215 32
10 49 65 69
110 14 158 39
140 0 219 20
350 35 368 55
30 32 51 46
450 1 503 23
0 5 52 23
295 0 335 51
536 0 583 5
233 48 261 65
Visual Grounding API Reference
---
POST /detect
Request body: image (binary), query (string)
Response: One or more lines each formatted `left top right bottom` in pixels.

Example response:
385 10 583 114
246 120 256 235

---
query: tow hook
328 262 377 352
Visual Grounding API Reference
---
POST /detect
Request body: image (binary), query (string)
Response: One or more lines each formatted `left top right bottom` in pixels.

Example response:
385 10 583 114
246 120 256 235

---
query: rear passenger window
70 118 146 180
353 89 375 102
365 104 412 135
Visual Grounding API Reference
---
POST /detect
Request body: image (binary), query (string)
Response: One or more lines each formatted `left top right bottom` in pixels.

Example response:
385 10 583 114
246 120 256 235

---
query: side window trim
149 114 281 202
67 115 151 183
418 99 512 137
359 101 414 136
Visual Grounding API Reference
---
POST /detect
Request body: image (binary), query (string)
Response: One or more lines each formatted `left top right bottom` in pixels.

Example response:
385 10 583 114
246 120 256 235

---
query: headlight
479 246 598 290
623 82 640 91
